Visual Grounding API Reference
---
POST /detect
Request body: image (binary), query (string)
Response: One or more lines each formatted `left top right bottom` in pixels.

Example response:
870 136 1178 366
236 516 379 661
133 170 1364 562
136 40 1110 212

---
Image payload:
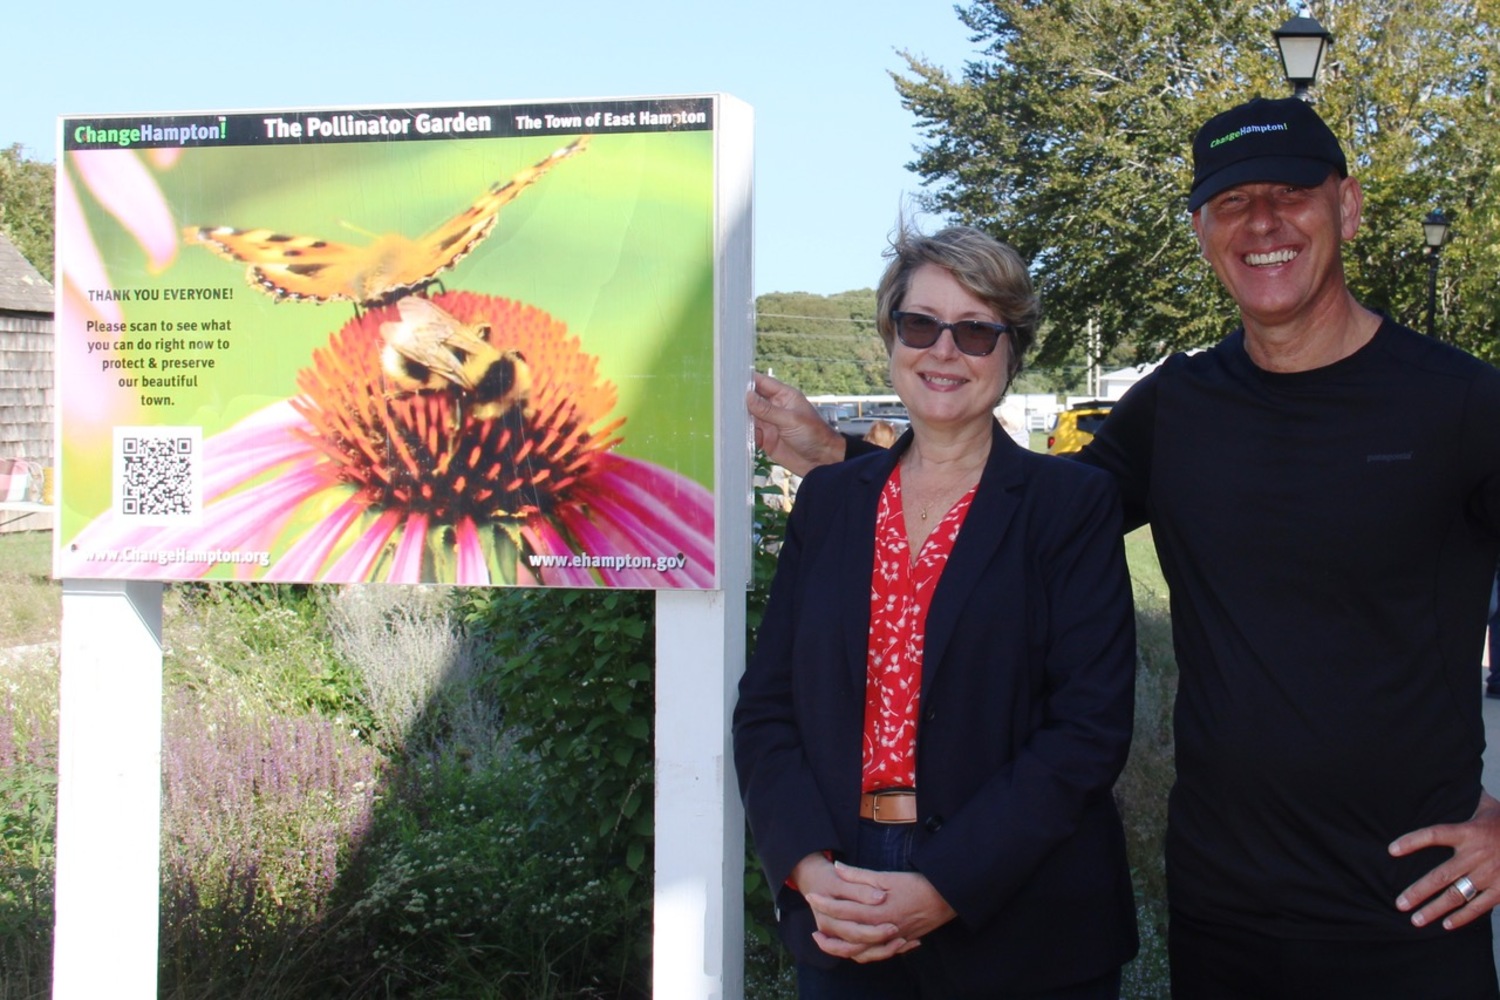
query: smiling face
1191 173 1363 335
888 263 1012 434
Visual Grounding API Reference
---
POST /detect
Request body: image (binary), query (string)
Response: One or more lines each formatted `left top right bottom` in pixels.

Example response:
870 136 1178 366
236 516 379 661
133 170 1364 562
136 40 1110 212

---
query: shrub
328 584 494 755
335 747 646 998
166 583 371 729
464 589 654 884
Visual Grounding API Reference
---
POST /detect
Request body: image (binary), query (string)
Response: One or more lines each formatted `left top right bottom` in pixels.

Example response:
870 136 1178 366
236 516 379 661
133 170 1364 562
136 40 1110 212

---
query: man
749 97 1500 998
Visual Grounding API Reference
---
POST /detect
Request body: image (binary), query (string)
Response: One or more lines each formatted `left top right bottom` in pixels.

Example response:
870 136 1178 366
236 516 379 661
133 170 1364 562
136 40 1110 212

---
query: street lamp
1422 210 1452 340
1273 12 1334 100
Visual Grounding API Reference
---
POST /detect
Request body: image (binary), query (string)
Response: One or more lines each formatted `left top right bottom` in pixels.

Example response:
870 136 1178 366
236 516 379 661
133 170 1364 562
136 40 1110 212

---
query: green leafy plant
0 741 56 991
165 583 373 734
466 588 654 883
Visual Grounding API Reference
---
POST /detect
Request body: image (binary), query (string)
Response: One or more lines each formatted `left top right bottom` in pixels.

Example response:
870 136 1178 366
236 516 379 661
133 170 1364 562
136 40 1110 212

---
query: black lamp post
1422 210 1452 339
1273 12 1334 100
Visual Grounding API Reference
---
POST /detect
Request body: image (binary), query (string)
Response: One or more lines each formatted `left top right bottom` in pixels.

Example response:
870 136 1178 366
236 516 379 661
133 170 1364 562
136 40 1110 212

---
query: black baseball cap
1188 97 1348 211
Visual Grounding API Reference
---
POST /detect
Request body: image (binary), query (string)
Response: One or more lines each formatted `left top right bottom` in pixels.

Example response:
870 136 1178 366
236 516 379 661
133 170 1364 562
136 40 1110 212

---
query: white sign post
52 580 164 999
654 97 754 999
655 590 746 998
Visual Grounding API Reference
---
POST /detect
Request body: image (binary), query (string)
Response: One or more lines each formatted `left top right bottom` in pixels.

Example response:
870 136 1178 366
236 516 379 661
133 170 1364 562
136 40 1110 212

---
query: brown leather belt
859 789 917 824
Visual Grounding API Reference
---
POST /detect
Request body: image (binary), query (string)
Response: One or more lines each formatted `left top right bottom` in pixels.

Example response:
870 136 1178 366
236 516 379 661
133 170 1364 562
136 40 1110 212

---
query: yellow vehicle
1047 400 1114 456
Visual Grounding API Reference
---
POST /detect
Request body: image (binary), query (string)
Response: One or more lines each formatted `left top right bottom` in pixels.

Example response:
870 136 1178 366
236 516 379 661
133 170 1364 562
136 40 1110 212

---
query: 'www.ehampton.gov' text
528 552 688 573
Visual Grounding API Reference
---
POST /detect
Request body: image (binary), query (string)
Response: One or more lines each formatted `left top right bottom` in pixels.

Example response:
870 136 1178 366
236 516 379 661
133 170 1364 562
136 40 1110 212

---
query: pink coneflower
66 291 715 587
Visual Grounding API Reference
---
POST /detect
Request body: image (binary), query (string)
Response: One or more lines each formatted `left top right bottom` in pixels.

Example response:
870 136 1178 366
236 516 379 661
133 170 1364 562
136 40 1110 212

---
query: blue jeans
795 821 1121 1000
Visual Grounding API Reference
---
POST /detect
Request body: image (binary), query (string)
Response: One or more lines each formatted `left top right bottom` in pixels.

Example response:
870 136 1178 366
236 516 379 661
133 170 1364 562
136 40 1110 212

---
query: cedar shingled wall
0 229 56 530
0 310 53 467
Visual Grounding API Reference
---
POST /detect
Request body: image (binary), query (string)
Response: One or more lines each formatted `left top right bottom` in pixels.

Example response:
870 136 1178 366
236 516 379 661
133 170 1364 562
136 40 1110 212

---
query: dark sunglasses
890 310 1012 357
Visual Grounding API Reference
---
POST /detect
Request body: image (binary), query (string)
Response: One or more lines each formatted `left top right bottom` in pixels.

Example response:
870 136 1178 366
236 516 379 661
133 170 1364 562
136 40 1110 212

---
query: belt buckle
866 788 916 825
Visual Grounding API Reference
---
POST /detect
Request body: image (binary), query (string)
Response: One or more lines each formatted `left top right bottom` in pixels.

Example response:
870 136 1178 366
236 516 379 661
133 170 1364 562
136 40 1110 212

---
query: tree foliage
896 0 1500 364
0 145 54 282
464 588 655 881
755 289 887 395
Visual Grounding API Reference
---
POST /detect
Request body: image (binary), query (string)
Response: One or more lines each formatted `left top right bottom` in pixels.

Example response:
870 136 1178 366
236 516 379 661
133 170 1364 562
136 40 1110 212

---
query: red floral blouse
861 464 977 793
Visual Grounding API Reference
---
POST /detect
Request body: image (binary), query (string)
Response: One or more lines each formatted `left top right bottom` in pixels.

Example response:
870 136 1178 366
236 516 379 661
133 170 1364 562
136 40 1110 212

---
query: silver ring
1454 876 1478 902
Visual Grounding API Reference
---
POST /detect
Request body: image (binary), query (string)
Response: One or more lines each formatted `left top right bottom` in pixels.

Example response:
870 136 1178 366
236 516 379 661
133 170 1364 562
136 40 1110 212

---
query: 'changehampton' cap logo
1209 122 1290 149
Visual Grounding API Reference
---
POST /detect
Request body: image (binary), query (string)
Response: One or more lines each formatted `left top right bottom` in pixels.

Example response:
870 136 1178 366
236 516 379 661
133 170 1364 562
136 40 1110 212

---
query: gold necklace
915 483 966 521
904 452 984 523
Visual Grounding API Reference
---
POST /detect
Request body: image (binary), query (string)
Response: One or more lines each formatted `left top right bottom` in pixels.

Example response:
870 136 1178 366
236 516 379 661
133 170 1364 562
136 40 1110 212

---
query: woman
734 225 1138 998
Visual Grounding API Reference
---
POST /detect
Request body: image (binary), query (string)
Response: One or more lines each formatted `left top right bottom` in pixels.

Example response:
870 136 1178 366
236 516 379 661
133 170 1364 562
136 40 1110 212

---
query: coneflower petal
453 519 492 586
323 509 404 582
266 498 367 582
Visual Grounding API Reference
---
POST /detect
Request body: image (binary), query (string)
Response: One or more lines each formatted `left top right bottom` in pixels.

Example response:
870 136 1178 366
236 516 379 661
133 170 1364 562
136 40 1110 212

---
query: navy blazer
734 422 1139 994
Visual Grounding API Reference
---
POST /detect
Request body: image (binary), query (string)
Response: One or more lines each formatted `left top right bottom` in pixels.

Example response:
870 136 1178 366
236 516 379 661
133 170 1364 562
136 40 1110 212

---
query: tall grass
154 585 374 997
1119 526 1177 995
0 531 56 649
0 534 58 998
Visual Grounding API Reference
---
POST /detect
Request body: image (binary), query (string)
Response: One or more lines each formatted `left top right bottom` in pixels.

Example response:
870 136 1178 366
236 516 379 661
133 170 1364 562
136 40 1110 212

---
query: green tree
755 289 888 394
0 145 54 282
895 0 1500 364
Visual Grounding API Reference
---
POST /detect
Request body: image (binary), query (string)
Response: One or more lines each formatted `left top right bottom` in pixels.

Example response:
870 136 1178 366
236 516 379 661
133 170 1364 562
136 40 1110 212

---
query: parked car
815 403 856 429
1047 400 1114 455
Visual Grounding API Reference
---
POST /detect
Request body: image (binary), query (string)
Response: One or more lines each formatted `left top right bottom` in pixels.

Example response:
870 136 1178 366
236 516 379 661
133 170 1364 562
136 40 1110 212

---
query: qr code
113 426 204 525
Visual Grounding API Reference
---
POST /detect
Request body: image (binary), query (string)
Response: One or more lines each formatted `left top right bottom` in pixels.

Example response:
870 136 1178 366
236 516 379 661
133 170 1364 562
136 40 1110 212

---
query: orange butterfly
183 135 590 308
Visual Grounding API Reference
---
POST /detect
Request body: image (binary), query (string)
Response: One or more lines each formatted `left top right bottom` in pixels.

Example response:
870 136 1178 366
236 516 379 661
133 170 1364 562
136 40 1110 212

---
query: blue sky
4 0 978 296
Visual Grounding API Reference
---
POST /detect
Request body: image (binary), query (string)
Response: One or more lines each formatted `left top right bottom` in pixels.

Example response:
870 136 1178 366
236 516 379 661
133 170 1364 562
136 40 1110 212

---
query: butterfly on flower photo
379 294 531 423
64 290 716 588
181 135 590 308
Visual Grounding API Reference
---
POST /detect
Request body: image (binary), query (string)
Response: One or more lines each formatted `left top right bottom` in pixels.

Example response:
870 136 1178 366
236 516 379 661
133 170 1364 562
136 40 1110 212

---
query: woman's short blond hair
874 224 1039 381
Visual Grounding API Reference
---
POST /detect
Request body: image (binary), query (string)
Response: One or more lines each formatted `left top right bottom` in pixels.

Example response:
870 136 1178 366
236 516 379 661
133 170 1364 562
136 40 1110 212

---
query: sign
54 96 736 587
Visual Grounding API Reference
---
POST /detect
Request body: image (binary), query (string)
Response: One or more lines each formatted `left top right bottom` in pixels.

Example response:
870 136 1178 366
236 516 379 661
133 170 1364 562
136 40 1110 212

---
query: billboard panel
54 95 743 587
